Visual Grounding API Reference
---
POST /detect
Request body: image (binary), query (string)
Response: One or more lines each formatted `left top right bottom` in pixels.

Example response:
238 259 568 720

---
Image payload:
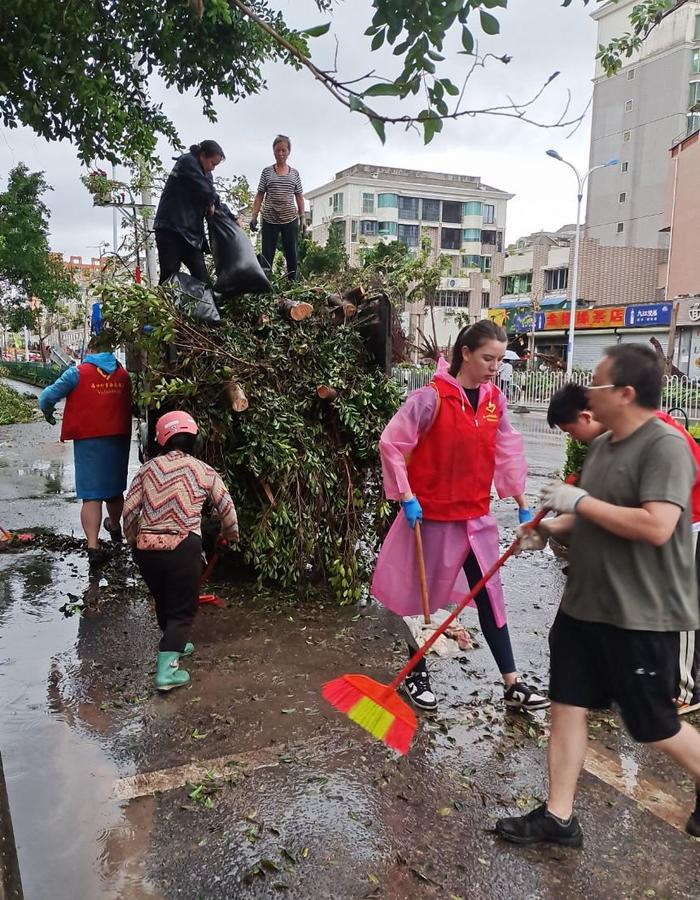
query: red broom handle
413 522 431 625
387 507 549 692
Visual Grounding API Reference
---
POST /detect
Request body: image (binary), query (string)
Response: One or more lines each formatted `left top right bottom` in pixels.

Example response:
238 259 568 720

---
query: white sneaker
504 680 550 711
402 670 438 712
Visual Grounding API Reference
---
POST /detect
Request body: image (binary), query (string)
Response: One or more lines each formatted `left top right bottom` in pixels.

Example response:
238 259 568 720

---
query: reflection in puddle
0 551 155 898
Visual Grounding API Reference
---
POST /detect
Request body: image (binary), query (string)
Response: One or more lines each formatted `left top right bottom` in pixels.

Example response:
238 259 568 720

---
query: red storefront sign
543 306 625 330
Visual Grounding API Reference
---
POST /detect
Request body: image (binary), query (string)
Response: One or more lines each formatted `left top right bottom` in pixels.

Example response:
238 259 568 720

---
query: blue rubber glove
400 496 423 529
518 507 533 525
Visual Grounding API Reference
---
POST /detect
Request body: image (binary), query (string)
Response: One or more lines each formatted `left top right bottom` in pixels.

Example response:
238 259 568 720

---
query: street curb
0 751 23 900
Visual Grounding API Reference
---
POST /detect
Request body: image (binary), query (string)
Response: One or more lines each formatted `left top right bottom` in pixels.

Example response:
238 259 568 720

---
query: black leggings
261 219 298 281
407 551 516 676
155 229 210 285
133 533 203 652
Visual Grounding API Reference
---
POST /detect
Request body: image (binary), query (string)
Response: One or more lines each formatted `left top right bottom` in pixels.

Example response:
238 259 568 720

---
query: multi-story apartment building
306 164 513 347
587 0 700 250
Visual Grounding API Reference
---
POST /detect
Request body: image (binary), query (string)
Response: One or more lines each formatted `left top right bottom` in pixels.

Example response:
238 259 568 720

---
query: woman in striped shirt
250 135 305 281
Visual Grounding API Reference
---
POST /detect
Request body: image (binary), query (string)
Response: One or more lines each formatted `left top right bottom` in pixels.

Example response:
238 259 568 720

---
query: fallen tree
99 280 401 603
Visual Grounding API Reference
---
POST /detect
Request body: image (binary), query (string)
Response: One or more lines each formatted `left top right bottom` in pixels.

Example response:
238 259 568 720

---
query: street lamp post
545 150 619 377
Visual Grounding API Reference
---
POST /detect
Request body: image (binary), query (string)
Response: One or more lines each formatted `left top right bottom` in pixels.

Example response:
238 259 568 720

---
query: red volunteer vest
407 379 501 521
61 363 132 442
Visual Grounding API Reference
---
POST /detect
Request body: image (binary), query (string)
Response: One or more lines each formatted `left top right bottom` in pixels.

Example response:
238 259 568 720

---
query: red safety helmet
155 410 199 447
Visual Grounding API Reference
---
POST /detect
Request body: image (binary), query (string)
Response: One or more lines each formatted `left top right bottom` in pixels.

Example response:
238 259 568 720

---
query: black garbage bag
164 272 221 326
209 208 272 297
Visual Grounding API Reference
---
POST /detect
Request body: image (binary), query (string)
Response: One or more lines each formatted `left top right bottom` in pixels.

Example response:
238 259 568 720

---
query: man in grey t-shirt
496 343 700 847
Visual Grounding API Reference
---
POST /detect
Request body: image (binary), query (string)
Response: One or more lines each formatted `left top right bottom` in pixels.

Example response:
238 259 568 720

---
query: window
481 229 502 251
360 220 377 236
623 130 631 142
503 273 532 295
397 223 420 247
616 222 624 234
398 196 419 219
441 227 462 250
377 193 398 208
619 192 627 203
695 13 700 41
330 220 346 242
693 49 700 75
378 221 397 236
480 256 492 274
483 204 495 224
688 112 700 135
332 192 343 213
362 193 374 214
689 81 700 108
627 68 635 80
434 290 469 307
421 198 441 221
351 219 358 242
461 254 481 268
441 200 462 224
625 99 633 112
462 228 481 242
482 291 491 309
463 201 483 216
621 161 629 173
545 268 569 292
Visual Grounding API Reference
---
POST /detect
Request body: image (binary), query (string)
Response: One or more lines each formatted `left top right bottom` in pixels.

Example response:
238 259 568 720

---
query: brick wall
576 237 659 305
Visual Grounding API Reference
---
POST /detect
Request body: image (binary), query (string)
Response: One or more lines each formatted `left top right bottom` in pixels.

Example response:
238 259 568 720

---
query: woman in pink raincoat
372 320 549 713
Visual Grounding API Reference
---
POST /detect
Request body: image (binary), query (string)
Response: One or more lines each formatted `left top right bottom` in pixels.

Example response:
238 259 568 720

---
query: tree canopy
0 164 79 349
0 1 679 162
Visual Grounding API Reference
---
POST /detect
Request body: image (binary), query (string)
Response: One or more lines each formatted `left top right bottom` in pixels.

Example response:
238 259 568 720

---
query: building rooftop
306 163 513 199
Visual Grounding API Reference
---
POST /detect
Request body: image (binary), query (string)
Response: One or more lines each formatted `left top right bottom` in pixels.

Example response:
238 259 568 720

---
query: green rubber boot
155 651 190 692
181 642 194 657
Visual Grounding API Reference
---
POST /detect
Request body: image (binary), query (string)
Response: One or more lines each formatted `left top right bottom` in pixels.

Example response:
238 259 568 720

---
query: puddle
0 549 156 898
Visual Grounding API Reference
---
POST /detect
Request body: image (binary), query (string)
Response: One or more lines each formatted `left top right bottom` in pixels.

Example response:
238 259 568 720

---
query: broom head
322 673 417 755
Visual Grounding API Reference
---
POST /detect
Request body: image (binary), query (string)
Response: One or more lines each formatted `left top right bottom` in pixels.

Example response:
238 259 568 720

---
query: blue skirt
73 435 130 500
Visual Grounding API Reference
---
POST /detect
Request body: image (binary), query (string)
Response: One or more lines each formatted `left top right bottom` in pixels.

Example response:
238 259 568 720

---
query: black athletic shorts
549 611 681 743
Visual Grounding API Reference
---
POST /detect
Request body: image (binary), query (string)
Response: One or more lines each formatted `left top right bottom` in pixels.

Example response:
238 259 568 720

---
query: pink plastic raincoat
371 360 527 628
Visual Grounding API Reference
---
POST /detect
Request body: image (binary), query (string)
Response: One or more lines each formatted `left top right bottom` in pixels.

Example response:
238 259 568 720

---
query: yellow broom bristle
347 695 394 740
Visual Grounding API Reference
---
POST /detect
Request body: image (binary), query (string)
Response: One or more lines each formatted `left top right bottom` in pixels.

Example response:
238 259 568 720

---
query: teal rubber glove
518 507 533 525
44 412 56 426
400 496 423 529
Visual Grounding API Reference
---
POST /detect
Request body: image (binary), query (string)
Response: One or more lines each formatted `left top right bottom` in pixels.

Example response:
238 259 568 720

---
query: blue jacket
39 353 119 416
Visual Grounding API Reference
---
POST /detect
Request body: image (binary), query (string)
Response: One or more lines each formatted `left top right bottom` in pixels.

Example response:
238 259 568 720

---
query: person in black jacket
154 140 225 284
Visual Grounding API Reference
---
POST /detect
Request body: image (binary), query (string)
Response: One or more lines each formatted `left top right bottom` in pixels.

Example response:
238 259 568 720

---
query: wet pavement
1 410 700 899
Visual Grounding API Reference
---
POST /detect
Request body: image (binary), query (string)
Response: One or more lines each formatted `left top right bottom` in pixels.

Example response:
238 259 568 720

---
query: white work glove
515 523 548 552
540 479 589 514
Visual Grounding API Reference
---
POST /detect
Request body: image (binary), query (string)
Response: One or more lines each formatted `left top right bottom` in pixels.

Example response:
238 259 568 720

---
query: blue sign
534 312 545 332
512 311 535 332
624 303 672 328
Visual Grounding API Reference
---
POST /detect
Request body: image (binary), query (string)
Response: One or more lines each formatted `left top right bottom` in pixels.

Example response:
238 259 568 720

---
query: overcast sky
0 0 600 260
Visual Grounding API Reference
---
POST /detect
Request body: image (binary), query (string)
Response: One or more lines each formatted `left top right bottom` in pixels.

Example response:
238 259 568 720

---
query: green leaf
427 50 445 62
479 11 500 35
441 79 460 97
461 26 475 54
349 95 366 112
369 116 386 144
371 29 385 51
363 82 402 97
422 116 443 145
301 22 331 38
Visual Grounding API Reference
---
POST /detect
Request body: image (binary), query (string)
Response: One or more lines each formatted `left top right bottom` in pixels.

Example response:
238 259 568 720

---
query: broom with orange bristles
322 508 549 755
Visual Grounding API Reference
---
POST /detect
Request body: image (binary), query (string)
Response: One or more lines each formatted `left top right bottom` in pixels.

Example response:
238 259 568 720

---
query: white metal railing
391 366 700 423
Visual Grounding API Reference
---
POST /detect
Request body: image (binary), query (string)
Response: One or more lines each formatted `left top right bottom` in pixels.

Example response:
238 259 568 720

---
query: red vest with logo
407 379 501 521
61 363 132 441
